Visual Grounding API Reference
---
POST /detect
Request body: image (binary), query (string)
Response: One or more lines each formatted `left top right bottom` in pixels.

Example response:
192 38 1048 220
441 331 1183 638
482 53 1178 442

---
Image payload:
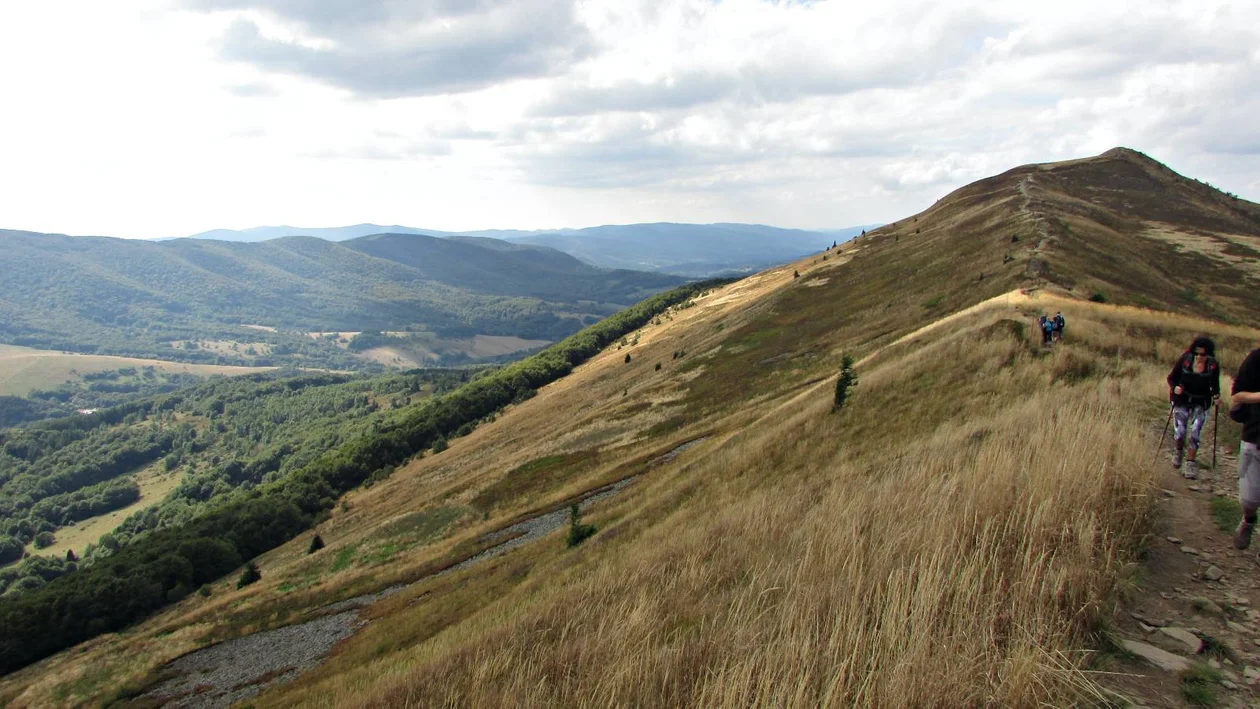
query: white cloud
0 0 1257 238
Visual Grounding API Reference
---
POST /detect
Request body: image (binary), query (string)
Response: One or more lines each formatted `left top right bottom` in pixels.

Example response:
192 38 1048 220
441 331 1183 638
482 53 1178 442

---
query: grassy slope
5 148 1260 706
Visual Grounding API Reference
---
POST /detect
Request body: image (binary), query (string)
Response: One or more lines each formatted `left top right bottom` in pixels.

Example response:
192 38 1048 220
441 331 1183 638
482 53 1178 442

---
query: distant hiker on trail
1038 315 1053 346
1166 336 1221 479
1052 311 1065 342
1231 343 1260 550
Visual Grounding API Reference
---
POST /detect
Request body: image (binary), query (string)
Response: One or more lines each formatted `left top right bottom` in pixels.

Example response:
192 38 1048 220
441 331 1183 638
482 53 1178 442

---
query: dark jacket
1167 352 1221 408
1233 348 1260 444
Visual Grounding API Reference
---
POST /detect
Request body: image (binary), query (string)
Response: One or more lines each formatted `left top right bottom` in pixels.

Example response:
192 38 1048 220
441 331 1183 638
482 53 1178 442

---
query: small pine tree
432 435 448 453
654 362 661 371
793 270 800 279
66 549 77 562
832 240 837 248
308 535 325 554
624 353 632 364
833 354 858 412
566 504 597 548
237 562 262 589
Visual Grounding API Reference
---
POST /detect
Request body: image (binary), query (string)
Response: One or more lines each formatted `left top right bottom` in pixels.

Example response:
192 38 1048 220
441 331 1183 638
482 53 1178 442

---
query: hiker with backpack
1166 336 1221 479
1231 344 1260 549
1039 315 1053 346
1052 311 1065 342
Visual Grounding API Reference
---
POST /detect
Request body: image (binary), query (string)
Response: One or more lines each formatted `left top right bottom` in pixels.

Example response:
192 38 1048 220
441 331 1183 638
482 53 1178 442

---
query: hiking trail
1100 427 1260 708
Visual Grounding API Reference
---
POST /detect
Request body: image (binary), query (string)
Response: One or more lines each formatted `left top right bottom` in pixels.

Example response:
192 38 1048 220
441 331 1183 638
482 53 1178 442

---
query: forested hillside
0 231 686 368
0 279 722 676
0 369 473 591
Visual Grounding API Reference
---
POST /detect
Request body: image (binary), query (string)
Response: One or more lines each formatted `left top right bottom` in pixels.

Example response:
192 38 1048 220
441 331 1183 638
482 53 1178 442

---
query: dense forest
0 280 726 675
0 369 476 588
0 231 685 368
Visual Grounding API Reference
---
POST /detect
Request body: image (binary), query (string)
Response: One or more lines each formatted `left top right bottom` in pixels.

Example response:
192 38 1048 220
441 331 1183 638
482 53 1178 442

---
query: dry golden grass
249 296 1252 709
7 269 1258 707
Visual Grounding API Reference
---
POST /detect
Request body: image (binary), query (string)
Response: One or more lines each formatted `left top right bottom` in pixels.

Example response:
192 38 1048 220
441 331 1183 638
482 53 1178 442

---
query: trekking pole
1154 405 1173 465
1213 402 1219 471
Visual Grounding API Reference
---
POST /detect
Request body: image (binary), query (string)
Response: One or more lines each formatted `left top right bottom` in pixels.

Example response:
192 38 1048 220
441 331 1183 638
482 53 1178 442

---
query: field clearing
0 344 274 396
166 339 273 356
24 467 186 561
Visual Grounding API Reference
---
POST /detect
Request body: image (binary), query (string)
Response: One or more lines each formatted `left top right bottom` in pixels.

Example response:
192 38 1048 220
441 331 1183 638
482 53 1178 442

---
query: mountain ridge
5 148 1260 706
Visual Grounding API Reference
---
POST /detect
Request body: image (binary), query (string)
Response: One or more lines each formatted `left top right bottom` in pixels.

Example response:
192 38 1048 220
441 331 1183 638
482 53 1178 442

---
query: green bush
236 562 261 589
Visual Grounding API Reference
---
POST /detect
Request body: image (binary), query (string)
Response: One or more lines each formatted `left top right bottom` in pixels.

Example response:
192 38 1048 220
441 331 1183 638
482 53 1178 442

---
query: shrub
197 584 211 598
625 354 632 364
33 532 55 549
566 504 597 548
236 562 261 589
655 363 662 371
308 535 325 554
432 436 448 454
833 355 858 412
1089 292 1107 303
793 270 800 279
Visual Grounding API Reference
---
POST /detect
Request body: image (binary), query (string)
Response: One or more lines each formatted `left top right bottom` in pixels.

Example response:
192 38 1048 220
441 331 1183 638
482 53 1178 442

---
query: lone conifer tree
237 562 262 588
624 353 632 364
793 270 800 279
833 354 858 411
308 535 325 554
65 549 77 562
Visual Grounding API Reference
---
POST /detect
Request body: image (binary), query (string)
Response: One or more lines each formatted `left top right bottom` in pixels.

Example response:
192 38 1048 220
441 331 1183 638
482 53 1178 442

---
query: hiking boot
1183 447 1198 478
1173 442 1185 470
1236 520 1256 550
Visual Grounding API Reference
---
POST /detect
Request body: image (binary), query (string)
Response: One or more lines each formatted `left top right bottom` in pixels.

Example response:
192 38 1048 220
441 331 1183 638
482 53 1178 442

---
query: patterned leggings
1173 404 1208 449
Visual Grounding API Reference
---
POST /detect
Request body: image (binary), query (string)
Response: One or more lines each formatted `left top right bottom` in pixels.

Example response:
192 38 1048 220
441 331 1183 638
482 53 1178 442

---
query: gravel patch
135 448 703 707
141 611 362 709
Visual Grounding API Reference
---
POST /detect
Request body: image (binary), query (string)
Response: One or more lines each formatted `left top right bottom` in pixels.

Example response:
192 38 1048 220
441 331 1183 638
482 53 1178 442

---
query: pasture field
0 343 272 397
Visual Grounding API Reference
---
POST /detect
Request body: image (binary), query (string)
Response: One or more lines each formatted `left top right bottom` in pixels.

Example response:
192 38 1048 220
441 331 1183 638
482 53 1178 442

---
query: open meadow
0 344 272 397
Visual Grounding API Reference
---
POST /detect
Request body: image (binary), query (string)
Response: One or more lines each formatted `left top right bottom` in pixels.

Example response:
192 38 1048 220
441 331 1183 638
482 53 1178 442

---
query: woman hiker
1166 336 1221 479
1230 343 1260 549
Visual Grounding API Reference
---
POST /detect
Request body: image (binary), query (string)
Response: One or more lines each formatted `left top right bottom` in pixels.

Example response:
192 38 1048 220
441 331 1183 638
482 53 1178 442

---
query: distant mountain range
0 230 685 367
183 223 879 277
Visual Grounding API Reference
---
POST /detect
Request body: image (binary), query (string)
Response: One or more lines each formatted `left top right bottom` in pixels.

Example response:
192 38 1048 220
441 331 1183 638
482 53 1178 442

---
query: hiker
1039 314 1053 346
1166 336 1221 478
1052 311 1065 342
1231 344 1260 549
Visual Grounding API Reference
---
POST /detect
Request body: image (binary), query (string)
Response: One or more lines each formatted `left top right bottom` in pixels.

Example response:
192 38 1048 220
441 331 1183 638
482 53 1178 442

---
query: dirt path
1101 431 1260 708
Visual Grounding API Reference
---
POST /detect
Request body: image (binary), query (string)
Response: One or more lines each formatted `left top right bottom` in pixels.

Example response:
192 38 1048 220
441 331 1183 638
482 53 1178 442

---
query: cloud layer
1 0 1257 236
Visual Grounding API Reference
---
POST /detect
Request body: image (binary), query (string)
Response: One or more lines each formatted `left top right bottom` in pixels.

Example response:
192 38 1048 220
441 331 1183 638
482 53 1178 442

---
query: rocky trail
1103 431 1260 708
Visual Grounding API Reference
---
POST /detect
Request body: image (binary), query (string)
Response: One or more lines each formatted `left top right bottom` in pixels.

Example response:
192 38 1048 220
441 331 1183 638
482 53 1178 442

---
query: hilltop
3 148 1260 707
184 222 869 277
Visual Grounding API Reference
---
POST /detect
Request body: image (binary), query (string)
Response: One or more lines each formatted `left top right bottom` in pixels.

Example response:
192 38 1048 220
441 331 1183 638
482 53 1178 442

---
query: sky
1 0 1258 239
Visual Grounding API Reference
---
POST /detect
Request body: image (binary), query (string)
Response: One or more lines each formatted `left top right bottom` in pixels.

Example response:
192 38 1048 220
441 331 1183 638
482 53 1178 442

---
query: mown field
0 344 270 397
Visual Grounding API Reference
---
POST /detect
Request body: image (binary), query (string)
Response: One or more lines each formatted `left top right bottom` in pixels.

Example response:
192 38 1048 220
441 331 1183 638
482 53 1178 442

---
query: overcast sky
1 0 1257 239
